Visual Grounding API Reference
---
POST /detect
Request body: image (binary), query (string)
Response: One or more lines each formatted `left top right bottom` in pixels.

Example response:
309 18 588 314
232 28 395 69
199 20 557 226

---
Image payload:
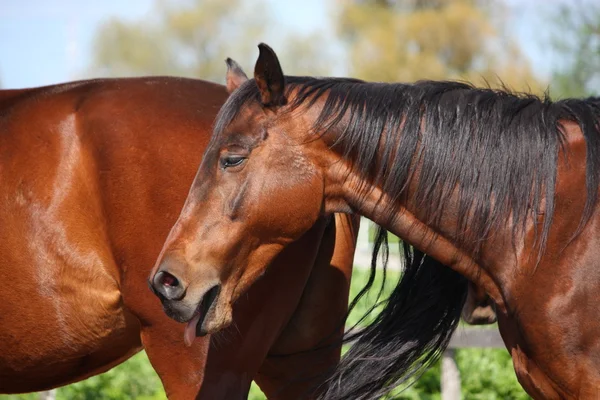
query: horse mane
214 77 600 399
217 77 600 257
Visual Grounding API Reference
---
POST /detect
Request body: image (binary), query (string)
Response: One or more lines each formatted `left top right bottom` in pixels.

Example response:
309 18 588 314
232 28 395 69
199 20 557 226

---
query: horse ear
225 58 248 94
254 43 286 107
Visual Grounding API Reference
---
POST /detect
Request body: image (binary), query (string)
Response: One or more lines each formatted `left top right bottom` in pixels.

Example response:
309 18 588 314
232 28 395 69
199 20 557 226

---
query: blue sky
0 0 557 89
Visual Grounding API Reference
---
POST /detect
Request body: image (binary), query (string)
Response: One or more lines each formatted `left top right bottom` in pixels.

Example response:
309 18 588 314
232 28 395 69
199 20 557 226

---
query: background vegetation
3 0 600 398
87 0 600 99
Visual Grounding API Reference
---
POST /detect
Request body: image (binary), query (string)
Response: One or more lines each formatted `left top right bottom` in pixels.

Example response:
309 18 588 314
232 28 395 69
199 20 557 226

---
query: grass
347 266 400 328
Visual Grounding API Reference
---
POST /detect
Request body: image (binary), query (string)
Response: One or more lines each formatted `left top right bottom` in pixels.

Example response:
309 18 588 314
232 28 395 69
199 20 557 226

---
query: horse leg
139 322 211 399
120 249 210 400
254 214 359 399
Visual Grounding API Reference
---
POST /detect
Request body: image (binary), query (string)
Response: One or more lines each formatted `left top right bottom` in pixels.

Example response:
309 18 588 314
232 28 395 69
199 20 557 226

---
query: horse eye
221 155 246 169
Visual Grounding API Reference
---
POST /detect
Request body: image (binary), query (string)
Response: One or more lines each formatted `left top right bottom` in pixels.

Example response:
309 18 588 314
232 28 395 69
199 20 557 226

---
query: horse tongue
184 313 202 347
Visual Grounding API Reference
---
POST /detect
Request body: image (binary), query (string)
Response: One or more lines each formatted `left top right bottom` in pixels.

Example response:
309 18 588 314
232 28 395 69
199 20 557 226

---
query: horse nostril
152 270 186 301
159 271 179 287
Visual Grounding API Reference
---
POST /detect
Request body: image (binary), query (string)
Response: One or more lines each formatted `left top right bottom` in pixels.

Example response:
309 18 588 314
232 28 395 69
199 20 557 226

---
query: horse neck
319 116 509 311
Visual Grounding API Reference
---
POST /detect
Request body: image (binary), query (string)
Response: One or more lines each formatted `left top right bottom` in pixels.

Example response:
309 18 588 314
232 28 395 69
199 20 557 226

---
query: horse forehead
232 102 266 130
222 103 309 146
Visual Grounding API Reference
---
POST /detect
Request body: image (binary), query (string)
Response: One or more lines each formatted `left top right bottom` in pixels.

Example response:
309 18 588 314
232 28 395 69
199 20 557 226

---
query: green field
1 267 527 400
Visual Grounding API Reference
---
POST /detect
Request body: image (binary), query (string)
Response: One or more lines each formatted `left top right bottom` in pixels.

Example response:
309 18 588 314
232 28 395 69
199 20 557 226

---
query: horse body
151 44 600 399
0 77 360 399
0 81 142 390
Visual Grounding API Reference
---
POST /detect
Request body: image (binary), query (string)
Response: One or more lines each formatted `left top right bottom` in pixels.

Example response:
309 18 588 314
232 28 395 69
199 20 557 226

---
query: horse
150 43 600 399
0 77 361 400
461 281 496 325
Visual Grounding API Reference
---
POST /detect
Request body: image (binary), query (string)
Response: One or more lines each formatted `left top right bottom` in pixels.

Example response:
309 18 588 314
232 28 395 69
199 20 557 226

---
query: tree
90 0 267 81
88 0 334 83
334 0 543 92
549 1 600 98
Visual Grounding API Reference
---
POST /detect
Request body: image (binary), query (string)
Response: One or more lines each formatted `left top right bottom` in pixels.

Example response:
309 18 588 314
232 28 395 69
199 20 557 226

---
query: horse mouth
183 284 221 346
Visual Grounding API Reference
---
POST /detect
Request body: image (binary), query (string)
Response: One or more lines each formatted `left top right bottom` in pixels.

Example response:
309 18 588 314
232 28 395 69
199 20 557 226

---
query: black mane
214 77 600 399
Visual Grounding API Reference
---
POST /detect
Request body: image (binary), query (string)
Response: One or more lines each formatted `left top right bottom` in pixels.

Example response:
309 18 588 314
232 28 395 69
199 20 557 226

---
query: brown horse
461 281 496 325
151 44 600 399
0 77 493 400
0 77 361 399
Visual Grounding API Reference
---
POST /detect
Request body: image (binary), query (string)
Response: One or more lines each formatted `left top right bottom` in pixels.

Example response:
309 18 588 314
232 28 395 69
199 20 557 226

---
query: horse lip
195 284 221 336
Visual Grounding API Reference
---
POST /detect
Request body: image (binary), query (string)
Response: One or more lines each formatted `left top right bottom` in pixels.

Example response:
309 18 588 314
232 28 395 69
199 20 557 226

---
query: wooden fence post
441 348 461 400
357 217 370 253
38 389 57 400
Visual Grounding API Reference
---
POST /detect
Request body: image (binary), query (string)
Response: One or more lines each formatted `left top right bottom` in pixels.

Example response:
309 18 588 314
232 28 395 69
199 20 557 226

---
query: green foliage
248 382 267 400
335 0 543 92
347 266 401 328
0 393 37 400
456 349 530 400
90 0 268 81
0 352 163 400
367 222 401 246
549 2 600 98
55 352 163 400
89 0 334 82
